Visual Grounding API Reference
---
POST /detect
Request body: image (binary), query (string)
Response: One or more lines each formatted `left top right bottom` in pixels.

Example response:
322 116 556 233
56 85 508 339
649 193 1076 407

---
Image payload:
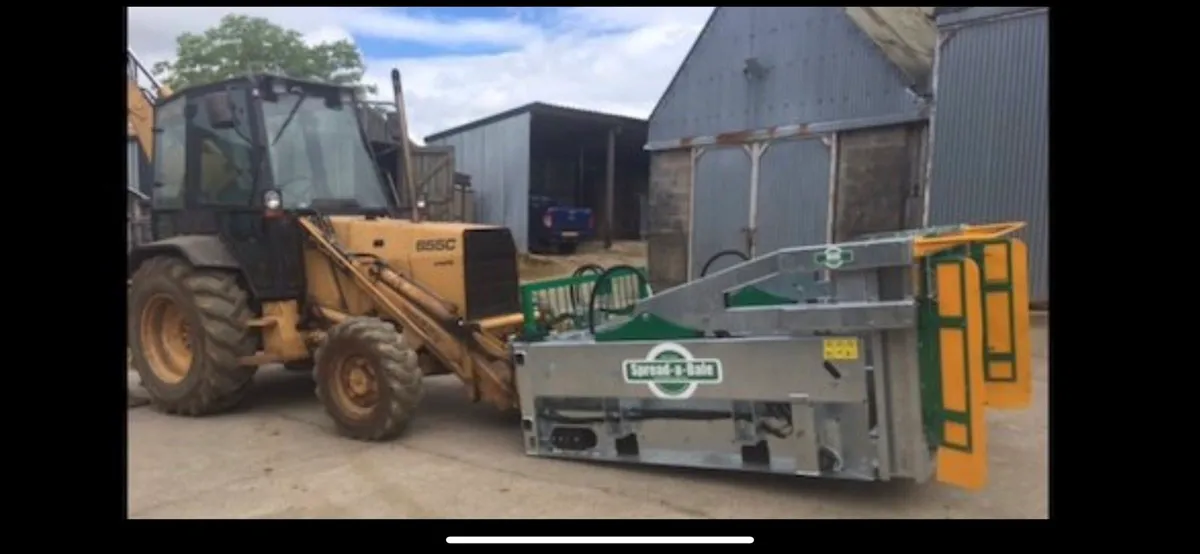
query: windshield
262 93 392 211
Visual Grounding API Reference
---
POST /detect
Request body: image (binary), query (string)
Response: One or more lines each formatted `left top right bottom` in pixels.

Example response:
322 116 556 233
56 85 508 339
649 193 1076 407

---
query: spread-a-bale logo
622 342 723 400
815 245 854 270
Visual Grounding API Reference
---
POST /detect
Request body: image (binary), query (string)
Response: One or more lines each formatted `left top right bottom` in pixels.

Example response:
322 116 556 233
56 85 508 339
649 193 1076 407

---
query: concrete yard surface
128 328 1049 519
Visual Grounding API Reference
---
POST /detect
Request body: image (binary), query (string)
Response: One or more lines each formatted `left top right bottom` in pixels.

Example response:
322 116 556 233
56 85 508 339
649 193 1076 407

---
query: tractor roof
161 73 357 103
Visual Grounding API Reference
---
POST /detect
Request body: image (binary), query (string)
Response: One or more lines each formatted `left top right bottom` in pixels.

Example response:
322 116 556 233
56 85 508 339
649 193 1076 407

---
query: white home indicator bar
446 537 754 544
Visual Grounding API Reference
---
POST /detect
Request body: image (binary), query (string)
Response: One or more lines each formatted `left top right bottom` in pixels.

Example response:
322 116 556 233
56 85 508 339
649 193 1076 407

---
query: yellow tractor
127 71 525 440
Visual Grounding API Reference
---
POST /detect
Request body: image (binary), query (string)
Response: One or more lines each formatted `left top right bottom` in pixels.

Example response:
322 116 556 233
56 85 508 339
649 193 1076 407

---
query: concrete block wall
645 150 692 291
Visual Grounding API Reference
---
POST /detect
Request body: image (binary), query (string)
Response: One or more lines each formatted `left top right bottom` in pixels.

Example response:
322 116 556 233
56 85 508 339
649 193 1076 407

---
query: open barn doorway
527 106 648 253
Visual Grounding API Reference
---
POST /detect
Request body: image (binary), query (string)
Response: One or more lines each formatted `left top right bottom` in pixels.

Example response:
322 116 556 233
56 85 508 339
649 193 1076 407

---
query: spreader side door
969 239 1034 409
920 253 990 491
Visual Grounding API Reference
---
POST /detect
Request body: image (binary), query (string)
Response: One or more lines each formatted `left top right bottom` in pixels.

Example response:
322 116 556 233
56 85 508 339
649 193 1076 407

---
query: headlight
264 190 282 210
416 197 428 210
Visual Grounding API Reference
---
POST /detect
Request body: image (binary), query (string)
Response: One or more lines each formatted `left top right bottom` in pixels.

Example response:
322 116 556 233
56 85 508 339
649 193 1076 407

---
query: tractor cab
150 74 399 217
142 75 409 301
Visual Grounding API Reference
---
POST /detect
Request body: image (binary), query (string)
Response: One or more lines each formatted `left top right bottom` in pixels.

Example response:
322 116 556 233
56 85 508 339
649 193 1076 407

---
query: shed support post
743 142 768 257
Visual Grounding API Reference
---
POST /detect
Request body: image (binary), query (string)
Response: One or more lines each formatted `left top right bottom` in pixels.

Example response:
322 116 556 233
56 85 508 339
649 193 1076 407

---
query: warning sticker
822 338 859 361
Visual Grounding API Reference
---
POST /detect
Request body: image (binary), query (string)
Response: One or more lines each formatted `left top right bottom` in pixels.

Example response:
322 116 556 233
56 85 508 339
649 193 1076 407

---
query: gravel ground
127 322 1048 519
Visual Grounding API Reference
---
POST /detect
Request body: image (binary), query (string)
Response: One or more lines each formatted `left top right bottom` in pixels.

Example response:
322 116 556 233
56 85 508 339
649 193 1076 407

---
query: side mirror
204 92 236 129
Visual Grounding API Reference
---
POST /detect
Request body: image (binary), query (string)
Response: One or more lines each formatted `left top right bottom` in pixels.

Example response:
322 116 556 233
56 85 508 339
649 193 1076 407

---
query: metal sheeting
649 7 920 143
691 147 751 278
427 113 532 251
127 139 140 193
927 9 1049 301
688 137 833 280
755 138 831 255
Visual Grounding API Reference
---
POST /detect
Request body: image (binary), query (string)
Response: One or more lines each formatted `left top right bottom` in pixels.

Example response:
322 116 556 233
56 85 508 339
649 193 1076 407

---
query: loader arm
296 217 519 410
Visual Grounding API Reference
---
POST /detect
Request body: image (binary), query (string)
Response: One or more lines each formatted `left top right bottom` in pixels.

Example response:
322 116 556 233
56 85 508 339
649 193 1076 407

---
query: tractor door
180 87 307 301
149 95 186 239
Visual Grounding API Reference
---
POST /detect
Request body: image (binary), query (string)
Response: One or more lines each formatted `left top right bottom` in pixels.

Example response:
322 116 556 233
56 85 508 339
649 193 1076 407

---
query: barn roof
424 101 646 143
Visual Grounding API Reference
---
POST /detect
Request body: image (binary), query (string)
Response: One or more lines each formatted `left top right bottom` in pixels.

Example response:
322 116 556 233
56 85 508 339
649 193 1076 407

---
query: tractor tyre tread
315 317 423 442
129 256 257 416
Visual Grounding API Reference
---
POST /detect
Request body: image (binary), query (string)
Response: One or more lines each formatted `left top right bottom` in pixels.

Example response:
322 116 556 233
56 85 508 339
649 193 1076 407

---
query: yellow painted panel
939 328 967 413
911 222 1026 258
944 422 969 449
982 243 1010 283
936 263 963 317
986 240 1034 409
985 290 1014 354
936 258 989 491
989 361 1015 380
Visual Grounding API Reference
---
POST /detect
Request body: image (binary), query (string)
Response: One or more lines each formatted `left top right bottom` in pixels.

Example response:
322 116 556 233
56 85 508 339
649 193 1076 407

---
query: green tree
152 14 377 94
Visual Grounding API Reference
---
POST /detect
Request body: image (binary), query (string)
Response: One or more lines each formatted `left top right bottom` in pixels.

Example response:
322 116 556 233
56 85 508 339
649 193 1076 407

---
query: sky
127 7 714 144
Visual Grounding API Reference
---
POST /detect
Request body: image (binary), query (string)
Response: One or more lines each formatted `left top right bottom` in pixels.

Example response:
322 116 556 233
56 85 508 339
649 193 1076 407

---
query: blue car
529 195 594 254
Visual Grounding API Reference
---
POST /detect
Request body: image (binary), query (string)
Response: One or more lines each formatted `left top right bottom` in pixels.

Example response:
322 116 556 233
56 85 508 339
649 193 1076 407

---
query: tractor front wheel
314 318 423 441
128 257 258 415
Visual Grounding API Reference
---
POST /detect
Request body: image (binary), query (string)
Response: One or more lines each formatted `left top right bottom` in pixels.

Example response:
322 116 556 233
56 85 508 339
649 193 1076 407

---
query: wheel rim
332 355 379 419
140 293 194 385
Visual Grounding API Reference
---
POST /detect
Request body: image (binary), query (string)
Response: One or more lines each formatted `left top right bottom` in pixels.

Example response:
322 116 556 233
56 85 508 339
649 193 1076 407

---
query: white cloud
300 26 354 48
127 7 712 143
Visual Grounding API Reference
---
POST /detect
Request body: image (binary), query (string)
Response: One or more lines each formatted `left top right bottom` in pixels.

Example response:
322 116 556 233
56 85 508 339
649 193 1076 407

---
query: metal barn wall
686 138 833 279
927 8 1049 303
756 138 832 255
646 7 924 286
690 147 751 278
649 7 921 143
427 113 532 251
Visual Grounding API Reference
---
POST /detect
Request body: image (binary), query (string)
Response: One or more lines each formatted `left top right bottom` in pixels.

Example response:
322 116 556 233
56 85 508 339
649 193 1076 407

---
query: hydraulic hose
587 264 649 336
568 263 605 315
699 249 749 278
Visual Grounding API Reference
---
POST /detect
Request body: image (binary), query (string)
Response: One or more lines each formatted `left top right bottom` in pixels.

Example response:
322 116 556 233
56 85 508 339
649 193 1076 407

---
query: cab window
194 91 255 206
151 98 185 210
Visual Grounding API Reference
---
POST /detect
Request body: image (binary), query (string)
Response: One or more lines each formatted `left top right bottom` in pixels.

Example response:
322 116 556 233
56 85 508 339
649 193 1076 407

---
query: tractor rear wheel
314 318 423 441
128 257 258 416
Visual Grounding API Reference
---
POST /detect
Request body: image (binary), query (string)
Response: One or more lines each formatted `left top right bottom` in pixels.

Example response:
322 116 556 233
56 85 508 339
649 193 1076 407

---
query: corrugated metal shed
427 102 649 252
426 112 532 251
927 7 1049 302
645 7 930 286
648 7 923 143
